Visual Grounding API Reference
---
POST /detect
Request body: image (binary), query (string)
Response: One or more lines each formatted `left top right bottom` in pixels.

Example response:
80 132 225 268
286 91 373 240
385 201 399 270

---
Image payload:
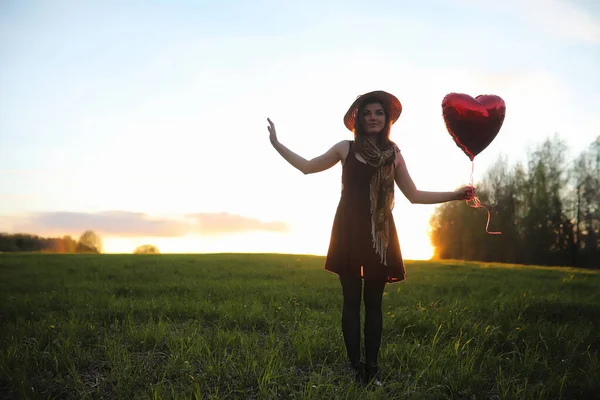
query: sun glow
101 206 436 261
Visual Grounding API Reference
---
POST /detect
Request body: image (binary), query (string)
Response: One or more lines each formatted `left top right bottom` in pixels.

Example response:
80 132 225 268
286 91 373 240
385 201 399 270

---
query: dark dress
324 140 406 284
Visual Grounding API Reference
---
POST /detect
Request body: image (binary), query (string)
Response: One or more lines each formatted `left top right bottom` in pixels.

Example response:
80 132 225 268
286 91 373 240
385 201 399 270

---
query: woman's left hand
455 185 475 200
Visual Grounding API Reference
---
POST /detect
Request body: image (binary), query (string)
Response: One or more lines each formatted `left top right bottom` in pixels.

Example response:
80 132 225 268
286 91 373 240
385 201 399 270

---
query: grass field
1 253 599 399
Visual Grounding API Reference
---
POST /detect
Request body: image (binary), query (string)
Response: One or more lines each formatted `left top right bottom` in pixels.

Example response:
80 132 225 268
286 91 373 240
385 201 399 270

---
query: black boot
365 365 382 387
352 361 366 384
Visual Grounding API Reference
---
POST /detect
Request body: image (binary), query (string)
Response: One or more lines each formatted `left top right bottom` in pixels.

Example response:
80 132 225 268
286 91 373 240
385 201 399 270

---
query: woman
267 90 474 386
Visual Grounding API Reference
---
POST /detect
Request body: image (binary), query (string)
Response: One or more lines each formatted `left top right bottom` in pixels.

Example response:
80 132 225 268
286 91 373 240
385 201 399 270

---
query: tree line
0 230 160 255
0 230 104 253
429 134 600 268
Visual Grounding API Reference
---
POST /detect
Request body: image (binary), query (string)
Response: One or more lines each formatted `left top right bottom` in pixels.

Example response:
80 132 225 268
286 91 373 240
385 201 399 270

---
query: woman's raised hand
267 118 278 146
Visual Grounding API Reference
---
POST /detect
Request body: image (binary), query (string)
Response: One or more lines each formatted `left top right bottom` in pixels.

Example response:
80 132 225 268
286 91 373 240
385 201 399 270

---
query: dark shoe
366 365 382 387
352 361 366 383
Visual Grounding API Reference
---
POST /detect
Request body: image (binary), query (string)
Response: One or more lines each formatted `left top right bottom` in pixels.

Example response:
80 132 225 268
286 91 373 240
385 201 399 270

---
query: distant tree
1 232 99 253
0 233 20 252
77 230 103 253
42 238 64 253
63 235 77 253
133 244 160 254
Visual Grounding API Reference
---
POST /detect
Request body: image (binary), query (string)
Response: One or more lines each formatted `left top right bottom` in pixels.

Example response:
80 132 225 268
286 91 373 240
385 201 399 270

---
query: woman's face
360 102 386 135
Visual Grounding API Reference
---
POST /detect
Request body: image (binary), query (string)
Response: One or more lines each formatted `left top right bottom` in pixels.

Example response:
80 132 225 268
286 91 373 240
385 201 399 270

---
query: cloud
0 211 291 237
455 0 600 43
186 212 291 234
524 0 600 44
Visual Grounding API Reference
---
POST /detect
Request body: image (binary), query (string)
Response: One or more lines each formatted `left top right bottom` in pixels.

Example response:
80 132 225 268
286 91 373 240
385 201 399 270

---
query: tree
520 135 570 265
63 235 77 253
429 134 599 268
1 232 95 253
133 244 160 254
569 135 600 267
77 230 103 253
429 188 492 261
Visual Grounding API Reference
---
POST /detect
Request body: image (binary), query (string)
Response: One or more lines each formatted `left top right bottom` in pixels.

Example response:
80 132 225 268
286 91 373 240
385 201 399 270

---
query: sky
1 0 599 259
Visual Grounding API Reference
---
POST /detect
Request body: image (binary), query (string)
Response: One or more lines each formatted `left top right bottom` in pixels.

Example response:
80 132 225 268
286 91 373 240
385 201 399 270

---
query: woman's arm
268 117 346 175
393 150 472 204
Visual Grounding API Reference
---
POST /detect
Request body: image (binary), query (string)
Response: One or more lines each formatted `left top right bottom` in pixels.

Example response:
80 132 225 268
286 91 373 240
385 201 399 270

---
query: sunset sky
1 0 599 259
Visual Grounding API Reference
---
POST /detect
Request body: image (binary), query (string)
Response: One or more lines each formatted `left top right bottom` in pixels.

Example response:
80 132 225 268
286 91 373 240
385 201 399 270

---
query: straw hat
343 90 402 132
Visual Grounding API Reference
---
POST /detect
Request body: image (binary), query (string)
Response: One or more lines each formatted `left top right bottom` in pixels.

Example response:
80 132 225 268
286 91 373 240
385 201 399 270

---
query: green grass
1 254 599 399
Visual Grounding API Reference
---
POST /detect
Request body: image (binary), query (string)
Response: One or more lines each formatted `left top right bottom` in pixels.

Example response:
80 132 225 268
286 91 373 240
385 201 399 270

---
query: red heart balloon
442 93 506 161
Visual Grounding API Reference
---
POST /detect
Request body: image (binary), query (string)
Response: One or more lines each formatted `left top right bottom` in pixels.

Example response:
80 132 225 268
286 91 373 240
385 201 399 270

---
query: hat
343 90 402 132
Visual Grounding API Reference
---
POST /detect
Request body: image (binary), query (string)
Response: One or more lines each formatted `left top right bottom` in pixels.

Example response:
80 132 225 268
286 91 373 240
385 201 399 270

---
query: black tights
339 274 386 368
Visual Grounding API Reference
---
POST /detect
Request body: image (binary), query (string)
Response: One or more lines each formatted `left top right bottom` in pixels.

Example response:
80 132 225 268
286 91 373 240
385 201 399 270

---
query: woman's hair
353 97 393 152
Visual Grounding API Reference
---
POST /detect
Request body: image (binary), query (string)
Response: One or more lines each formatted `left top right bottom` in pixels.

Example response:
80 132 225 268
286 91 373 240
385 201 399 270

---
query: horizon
1 0 599 259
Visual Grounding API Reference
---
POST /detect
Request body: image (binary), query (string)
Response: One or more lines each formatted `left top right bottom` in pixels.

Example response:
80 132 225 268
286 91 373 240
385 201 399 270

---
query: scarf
357 136 397 266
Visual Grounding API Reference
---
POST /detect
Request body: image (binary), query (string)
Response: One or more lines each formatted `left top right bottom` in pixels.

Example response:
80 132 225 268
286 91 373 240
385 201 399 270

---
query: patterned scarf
357 136 398 266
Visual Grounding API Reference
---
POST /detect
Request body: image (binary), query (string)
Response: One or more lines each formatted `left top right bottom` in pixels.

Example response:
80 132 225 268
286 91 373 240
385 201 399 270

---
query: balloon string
466 160 502 235
470 160 474 186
